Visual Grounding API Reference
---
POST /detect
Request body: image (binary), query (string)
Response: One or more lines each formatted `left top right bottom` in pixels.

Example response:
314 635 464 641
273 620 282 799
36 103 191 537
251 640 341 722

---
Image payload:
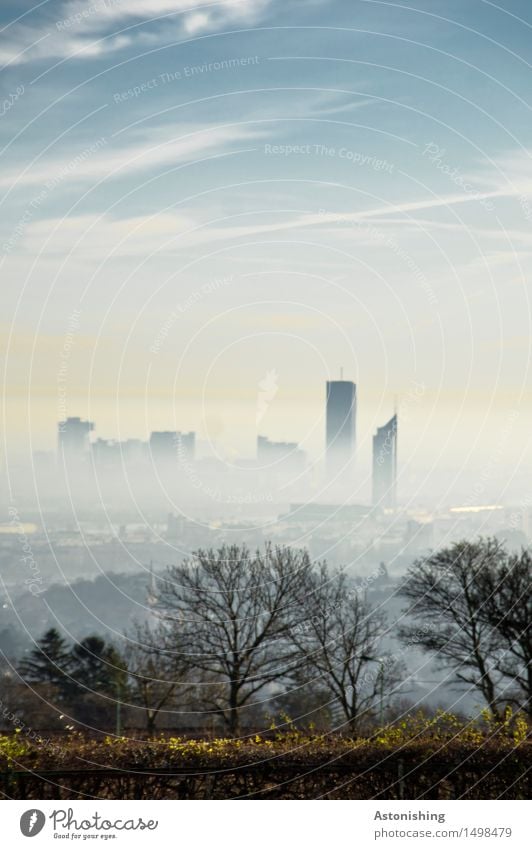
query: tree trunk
347 715 358 735
146 711 156 735
527 662 532 718
228 680 240 736
478 667 501 720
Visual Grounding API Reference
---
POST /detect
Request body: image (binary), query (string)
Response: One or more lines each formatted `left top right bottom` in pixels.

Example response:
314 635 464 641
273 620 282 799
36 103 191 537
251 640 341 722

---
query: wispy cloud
0 0 275 66
0 23 131 67
18 210 199 258
61 0 272 29
11 133 532 262
474 148 532 196
0 123 258 191
13 183 516 260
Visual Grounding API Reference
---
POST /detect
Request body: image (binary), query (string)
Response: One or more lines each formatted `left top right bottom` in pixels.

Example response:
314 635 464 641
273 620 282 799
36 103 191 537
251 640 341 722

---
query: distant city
56 377 399 511
0 384 527 720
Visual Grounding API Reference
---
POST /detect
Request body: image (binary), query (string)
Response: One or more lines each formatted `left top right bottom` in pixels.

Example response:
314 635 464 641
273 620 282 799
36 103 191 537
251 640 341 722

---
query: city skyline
55 375 396 470
50 377 406 507
1 0 531 508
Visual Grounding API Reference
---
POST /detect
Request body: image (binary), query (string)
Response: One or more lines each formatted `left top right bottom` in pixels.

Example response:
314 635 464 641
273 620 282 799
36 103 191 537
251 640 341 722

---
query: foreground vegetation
1 538 529 797
1 711 530 800
6 538 531 738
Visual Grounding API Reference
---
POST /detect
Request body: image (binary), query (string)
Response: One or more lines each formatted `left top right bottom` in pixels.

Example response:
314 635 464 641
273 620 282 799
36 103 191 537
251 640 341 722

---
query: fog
0 420 528 722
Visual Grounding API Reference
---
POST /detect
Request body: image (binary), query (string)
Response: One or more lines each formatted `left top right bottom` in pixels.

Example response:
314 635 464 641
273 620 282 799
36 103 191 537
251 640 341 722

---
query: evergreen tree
70 636 127 698
18 628 73 699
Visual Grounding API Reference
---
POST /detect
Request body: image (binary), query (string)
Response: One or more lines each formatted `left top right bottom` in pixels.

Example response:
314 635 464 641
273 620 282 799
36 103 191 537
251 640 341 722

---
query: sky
1 0 532 503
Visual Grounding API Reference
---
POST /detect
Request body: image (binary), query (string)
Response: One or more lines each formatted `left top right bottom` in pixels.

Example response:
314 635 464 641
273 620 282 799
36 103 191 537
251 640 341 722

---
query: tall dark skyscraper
372 414 398 510
326 380 357 478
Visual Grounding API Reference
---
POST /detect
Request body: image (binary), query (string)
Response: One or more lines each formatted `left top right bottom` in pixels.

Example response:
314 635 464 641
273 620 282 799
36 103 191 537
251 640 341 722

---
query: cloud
13 183 512 261
184 11 212 34
60 0 270 29
0 123 258 191
0 24 130 67
0 0 274 66
11 136 532 263
450 148 532 203
18 210 199 258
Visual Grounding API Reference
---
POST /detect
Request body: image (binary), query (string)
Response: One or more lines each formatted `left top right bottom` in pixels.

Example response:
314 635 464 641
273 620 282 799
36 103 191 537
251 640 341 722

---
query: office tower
92 438 119 469
176 431 195 463
57 417 94 463
326 380 357 477
92 438 148 470
120 439 146 464
372 414 398 509
149 431 195 464
257 435 306 474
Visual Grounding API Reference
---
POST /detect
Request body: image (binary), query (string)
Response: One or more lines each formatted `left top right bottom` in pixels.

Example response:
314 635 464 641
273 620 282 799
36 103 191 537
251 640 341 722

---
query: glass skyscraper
325 380 357 479
372 414 398 509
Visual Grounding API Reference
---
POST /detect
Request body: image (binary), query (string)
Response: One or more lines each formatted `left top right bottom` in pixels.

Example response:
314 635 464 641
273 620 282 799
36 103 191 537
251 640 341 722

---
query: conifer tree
18 628 73 699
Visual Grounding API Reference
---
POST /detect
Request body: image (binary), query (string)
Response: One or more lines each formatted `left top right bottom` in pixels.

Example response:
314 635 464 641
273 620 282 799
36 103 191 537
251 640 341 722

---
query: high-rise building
176 431 195 463
326 380 357 477
57 417 94 463
92 438 148 470
257 435 306 474
372 414 398 509
121 439 147 464
149 431 195 464
91 438 119 469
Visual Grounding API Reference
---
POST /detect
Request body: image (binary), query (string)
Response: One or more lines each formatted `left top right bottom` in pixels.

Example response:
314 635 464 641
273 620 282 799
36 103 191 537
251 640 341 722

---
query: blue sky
2 0 532 501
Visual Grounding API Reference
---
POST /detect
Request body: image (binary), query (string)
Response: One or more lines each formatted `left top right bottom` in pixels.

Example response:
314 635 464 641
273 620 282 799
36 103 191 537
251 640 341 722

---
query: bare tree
157 544 313 735
399 538 508 718
123 622 192 734
477 548 531 716
294 563 401 733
